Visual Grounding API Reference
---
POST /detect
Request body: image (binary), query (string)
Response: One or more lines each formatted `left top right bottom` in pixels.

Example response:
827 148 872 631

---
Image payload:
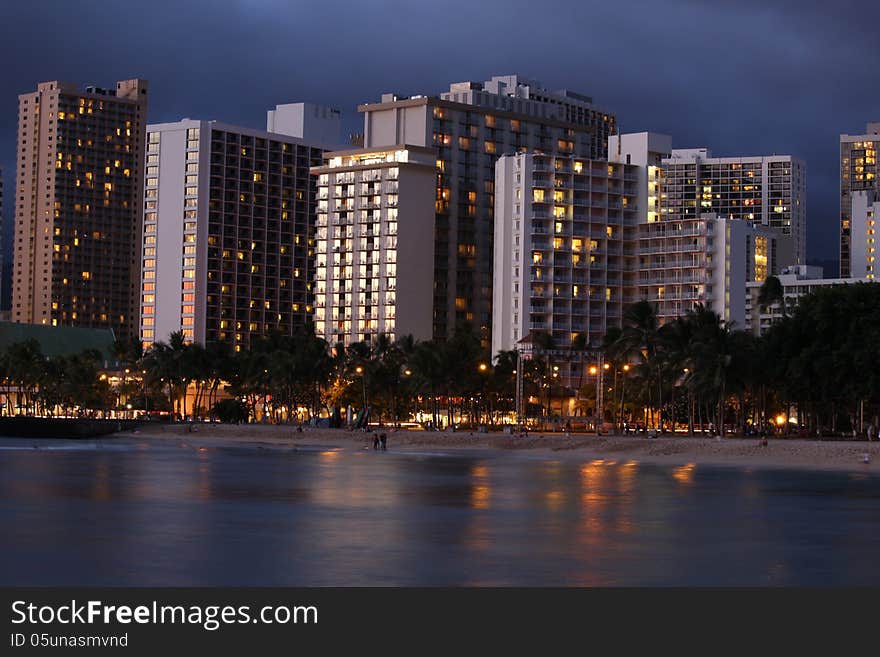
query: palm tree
616 301 662 429
757 275 785 316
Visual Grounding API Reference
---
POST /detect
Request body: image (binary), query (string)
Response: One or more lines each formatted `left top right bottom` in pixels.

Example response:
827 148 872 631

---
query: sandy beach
122 423 880 474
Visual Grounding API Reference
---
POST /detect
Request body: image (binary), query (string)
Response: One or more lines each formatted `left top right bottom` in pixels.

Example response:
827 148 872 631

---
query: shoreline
117 423 880 475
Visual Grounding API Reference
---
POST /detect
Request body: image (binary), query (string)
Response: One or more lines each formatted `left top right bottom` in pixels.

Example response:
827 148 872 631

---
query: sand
124 423 880 475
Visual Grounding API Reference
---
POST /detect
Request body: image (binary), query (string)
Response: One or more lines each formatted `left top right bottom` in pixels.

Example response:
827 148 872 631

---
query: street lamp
619 364 630 432
142 369 148 419
355 365 367 413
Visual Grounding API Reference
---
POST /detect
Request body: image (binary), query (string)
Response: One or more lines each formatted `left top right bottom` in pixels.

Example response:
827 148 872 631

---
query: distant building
839 122 880 277
266 102 343 150
12 79 148 340
745 265 875 336
140 116 326 349
359 74 615 343
659 148 804 267
311 146 436 346
850 189 877 281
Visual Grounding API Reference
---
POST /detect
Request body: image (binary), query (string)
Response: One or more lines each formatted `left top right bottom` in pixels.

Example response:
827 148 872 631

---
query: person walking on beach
379 433 387 450
372 432 380 450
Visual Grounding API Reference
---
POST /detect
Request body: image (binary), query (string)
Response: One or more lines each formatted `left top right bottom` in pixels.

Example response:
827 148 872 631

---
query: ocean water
1 439 879 586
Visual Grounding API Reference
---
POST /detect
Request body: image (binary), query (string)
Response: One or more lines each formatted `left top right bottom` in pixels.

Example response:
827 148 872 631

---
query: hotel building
492 152 640 386
840 123 880 277
659 149 804 267
850 190 877 280
493 133 791 377
359 75 615 343
311 147 436 346
12 79 148 339
140 113 326 349
637 215 781 328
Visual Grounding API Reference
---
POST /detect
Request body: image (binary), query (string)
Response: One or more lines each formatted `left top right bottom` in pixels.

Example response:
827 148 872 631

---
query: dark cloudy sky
2 0 878 285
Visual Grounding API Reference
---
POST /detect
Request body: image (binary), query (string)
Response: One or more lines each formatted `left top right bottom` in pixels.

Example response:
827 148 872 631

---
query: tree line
2 281 878 437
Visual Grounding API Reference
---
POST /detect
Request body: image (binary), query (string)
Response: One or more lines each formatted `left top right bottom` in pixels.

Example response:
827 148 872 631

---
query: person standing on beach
380 433 387 450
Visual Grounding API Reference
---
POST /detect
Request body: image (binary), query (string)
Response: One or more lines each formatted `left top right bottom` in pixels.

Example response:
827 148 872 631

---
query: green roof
0 322 117 365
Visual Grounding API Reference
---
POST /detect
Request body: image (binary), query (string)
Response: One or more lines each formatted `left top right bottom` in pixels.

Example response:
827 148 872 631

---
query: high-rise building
140 118 324 349
311 146 436 346
850 190 877 280
493 134 790 375
840 123 880 277
659 149 804 267
492 152 640 373
637 215 780 327
359 75 615 343
12 80 148 339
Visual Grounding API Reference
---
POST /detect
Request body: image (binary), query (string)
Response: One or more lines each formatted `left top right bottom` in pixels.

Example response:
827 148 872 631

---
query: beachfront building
492 152 641 388
839 122 880 277
140 112 328 349
12 79 148 340
850 190 877 280
637 215 782 328
311 146 436 346
659 148 804 267
359 74 615 343
744 265 875 336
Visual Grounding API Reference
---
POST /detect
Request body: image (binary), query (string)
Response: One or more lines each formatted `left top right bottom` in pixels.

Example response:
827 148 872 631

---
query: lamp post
142 369 148 419
589 364 599 435
477 363 488 426
619 363 630 432
355 365 367 413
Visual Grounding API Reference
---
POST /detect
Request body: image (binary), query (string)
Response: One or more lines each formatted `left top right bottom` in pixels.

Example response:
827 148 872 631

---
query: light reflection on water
0 441 879 586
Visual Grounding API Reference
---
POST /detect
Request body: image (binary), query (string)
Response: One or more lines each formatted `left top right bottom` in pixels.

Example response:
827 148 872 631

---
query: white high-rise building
492 152 641 387
850 190 877 280
637 215 781 328
839 122 880 277
311 146 436 346
140 114 329 349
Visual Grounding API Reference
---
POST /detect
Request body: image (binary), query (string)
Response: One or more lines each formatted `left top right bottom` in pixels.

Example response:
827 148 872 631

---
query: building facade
850 190 877 281
840 123 880 277
311 146 436 346
745 265 875 336
359 75 615 343
659 149 804 267
637 215 780 328
492 152 640 387
12 79 148 339
140 119 323 349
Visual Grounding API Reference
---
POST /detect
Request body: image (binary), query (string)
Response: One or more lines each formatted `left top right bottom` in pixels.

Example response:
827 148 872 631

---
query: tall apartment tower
840 123 880 277
492 153 640 383
12 79 148 339
659 149 804 267
360 75 615 343
850 190 877 280
311 146 436 346
141 119 324 349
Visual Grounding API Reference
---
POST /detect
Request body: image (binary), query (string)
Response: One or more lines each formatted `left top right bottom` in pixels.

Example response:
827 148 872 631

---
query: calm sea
1 439 878 586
